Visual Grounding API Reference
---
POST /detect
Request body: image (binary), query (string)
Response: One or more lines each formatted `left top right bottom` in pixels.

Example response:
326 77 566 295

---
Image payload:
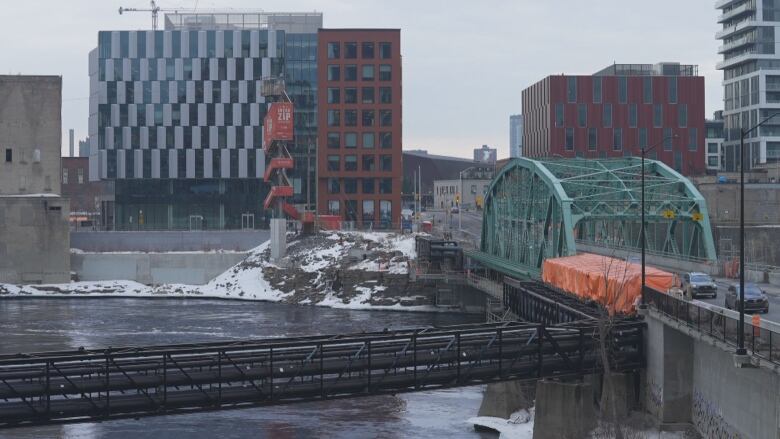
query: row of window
327 110 393 128
326 199 393 223
567 76 680 105
327 42 392 60
555 103 690 129
98 30 282 60
562 127 699 151
326 154 394 172
99 103 266 128
62 168 85 185
327 132 393 149
98 126 264 150
327 87 393 104
327 64 392 81
327 177 394 195
101 80 279 106
98 57 283 83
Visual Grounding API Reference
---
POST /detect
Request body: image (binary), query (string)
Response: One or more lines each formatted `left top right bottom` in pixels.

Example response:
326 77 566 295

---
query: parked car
680 272 718 299
725 283 769 313
450 206 459 214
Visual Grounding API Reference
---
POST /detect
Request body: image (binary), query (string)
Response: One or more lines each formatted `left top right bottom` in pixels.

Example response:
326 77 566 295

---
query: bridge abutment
532 379 596 439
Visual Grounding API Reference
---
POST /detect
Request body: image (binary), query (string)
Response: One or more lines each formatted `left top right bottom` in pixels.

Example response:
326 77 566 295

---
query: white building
510 114 523 158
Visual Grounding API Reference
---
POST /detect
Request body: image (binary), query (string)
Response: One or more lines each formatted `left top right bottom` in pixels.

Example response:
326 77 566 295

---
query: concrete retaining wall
645 311 780 438
71 252 248 285
71 230 269 252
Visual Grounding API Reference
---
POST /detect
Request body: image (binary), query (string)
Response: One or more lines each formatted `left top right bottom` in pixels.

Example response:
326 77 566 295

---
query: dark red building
316 29 402 228
61 157 111 229
522 63 705 175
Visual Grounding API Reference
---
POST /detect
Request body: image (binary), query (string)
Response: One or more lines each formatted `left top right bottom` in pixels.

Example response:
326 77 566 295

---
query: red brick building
61 157 111 228
522 63 705 175
316 29 402 228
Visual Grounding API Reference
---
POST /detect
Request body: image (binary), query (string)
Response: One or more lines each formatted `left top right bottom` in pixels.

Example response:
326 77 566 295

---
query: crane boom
118 1 162 30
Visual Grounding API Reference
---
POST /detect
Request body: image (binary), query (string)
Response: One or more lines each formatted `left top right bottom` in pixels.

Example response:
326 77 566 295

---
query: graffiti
692 389 742 439
644 377 663 417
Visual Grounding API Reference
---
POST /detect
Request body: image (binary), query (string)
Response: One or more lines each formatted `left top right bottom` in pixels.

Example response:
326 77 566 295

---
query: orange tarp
542 253 675 314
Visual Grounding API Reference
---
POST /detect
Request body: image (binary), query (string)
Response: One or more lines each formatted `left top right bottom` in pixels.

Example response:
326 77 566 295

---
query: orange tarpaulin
542 253 675 314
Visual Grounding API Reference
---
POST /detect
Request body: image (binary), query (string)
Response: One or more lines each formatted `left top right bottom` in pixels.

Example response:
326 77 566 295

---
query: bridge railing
645 287 780 366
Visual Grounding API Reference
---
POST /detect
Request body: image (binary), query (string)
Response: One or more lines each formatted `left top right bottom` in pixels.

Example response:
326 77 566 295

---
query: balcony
718 33 755 54
716 50 759 70
715 19 757 40
715 0 750 10
717 1 755 24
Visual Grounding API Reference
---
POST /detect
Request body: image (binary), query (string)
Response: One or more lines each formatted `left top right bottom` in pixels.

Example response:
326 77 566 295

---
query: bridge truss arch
476 158 717 277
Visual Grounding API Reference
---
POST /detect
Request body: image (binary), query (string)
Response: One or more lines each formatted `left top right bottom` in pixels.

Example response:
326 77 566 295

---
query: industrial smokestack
69 129 74 157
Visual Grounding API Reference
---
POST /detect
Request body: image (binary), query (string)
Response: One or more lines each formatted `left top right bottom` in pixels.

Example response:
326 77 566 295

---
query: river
0 298 495 439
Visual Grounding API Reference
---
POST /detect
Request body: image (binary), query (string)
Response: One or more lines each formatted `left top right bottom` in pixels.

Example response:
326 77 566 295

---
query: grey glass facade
88 13 322 230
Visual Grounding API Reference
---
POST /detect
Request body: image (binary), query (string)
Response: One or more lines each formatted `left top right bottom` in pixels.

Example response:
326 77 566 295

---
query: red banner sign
263 102 294 149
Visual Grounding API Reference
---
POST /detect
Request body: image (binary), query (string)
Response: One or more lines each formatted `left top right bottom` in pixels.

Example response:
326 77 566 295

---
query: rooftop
593 62 699 77
163 11 322 31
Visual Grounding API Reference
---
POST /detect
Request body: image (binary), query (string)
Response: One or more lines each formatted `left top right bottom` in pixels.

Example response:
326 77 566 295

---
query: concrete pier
270 218 286 261
532 379 595 439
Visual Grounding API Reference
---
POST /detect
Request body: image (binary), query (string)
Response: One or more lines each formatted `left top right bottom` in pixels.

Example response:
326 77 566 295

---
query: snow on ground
0 231 434 311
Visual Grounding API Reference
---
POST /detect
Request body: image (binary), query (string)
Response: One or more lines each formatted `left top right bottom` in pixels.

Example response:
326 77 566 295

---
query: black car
725 283 769 314
681 272 717 299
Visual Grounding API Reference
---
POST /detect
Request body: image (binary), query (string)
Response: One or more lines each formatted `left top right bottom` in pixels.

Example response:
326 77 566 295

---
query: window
380 132 392 148
77 168 84 184
362 42 374 58
593 77 602 103
362 155 375 171
653 105 662 127
328 178 340 194
618 77 627 104
345 42 357 58
344 178 357 194
613 128 623 151
668 77 678 104
380 178 392 194
345 110 358 127
588 128 598 151
643 77 652 104
5 148 11 162
327 155 340 171
328 200 340 216
678 104 687 127
664 128 673 151
578 104 587 127
629 104 637 128
327 110 340 127
363 132 375 148
345 65 357 81
380 155 392 171
344 87 357 103
603 104 612 128
555 103 564 127
62 168 69 184
362 110 375 127
345 155 358 171
639 128 648 148
565 128 574 150
362 178 375 194
380 110 392 127
327 42 340 59
379 65 391 81
688 128 698 151
328 65 340 81
379 42 392 59
345 132 358 148
327 132 340 148
380 87 392 104
567 77 577 103
362 65 375 80
327 88 340 104
362 87 375 104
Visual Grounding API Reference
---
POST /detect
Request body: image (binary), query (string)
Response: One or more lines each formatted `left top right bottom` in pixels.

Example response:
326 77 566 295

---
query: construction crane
118 1 163 30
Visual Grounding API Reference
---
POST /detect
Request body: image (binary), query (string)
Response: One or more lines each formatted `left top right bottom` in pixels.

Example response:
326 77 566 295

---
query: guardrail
645 287 780 366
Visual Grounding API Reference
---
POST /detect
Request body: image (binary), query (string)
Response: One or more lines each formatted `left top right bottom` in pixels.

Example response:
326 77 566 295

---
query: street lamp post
458 170 464 231
640 134 678 307
736 112 780 355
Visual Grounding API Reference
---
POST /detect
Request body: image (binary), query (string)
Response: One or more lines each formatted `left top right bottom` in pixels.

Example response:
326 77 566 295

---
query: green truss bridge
468 157 717 279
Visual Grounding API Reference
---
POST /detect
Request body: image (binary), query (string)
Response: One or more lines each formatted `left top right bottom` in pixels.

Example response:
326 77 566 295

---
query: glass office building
88 12 321 230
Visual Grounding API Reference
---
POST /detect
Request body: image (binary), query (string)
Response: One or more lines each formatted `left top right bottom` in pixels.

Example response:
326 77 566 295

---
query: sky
0 0 723 159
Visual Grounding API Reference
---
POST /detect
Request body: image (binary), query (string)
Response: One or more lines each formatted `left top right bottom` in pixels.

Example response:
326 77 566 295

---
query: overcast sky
1 0 722 159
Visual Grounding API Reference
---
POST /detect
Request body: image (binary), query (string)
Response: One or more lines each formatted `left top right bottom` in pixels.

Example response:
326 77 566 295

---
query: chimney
69 129 75 157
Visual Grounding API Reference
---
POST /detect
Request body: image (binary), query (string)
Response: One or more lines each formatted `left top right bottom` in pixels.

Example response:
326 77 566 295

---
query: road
692 281 780 324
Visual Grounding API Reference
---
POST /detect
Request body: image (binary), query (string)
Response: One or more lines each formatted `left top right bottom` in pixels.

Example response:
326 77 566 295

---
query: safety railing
645 287 780 366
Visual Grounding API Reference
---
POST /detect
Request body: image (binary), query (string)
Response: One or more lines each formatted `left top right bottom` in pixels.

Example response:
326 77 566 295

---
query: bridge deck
0 320 643 429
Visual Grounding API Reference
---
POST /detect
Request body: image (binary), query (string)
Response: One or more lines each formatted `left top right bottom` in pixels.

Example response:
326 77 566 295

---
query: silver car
681 272 717 299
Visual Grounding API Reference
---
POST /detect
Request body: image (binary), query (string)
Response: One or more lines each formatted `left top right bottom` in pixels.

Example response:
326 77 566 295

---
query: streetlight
640 134 678 307
736 111 780 355
458 169 466 231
